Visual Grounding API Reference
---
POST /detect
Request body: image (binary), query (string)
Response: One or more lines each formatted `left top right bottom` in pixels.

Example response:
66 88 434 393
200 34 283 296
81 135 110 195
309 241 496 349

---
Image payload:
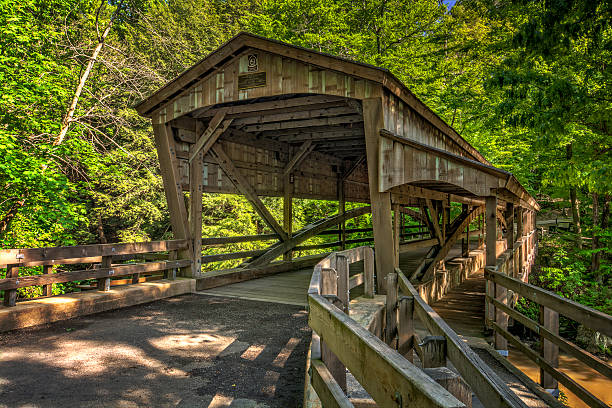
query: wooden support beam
419 206 483 282
189 108 229 162
242 114 362 133
210 144 289 241
283 173 293 262
426 199 444 246
283 141 313 176
232 105 356 126
338 178 346 250
153 124 190 241
250 206 371 267
363 97 394 293
189 126 204 278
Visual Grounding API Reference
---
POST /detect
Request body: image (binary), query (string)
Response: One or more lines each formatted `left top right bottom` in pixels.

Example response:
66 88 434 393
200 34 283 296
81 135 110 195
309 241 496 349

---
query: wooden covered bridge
1 33 610 408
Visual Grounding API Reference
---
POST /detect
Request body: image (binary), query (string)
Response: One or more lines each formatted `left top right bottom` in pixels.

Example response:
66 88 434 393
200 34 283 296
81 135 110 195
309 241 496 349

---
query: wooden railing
0 240 192 307
198 220 429 267
307 246 466 407
307 244 535 407
394 268 529 408
485 237 612 408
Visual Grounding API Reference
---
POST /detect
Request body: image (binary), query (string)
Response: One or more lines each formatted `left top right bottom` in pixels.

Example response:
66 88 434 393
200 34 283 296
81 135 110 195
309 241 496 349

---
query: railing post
393 203 400 268
363 246 375 298
320 267 347 392
385 272 398 347
42 265 53 296
398 296 414 362
97 255 112 291
485 196 497 329
421 336 447 368
165 250 177 280
540 306 560 397
3 264 18 307
335 254 349 313
495 265 509 355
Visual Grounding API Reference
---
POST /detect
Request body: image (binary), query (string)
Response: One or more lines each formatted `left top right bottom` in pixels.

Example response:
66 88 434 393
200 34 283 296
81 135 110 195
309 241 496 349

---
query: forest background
0 0 610 322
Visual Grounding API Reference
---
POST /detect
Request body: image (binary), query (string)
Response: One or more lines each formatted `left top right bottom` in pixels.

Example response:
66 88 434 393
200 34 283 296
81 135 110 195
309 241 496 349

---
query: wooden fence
0 240 192 307
485 236 612 408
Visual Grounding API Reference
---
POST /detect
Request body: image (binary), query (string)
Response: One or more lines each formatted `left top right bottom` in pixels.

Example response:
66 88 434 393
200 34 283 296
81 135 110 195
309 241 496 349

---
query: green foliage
0 0 610 312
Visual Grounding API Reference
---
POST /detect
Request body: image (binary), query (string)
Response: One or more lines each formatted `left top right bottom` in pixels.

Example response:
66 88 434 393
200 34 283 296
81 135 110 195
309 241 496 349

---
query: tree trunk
53 0 123 146
598 195 611 283
566 144 582 249
591 192 600 279
97 212 107 244
0 198 26 240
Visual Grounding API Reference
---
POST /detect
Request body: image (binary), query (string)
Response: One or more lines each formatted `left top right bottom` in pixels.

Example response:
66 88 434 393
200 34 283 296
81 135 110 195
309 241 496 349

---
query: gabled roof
136 32 488 164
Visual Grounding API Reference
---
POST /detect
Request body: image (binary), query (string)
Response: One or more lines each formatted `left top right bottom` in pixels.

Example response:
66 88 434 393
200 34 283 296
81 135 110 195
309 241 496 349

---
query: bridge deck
199 246 436 306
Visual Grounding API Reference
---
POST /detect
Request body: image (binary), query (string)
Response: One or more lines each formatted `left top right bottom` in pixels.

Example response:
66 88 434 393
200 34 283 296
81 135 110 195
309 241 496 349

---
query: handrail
0 239 190 268
396 268 529 408
0 239 192 307
307 246 465 408
485 227 612 408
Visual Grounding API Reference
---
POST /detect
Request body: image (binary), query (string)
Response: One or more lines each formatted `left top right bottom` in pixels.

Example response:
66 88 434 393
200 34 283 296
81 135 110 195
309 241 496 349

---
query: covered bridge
3 32 610 408
135 31 539 288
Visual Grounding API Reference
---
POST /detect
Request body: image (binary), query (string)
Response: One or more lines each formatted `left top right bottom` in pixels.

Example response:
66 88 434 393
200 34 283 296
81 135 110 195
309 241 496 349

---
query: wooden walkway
198 247 441 306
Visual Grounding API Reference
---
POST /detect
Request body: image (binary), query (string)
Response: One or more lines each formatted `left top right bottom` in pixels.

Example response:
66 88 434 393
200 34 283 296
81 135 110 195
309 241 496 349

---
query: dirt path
0 294 310 408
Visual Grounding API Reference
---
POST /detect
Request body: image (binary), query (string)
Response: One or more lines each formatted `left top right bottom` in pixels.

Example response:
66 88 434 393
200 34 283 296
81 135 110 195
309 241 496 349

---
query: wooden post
97 255 112 291
421 336 447 368
3 265 18 306
363 97 394 293
442 202 448 242
189 129 204 278
516 207 524 278
42 265 53 296
363 246 375 298
337 178 345 251
165 250 177 280
336 254 350 314
540 306 559 395
506 203 514 251
320 267 347 392
153 123 191 275
485 196 497 329
283 173 293 261
398 296 414 362
461 204 468 256
385 272 398 347
393 203 400 268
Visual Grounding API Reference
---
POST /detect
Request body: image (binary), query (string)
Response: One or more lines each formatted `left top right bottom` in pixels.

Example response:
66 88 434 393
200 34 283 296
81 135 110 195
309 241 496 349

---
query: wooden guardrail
307 246 466 407
485 243 612 408
394 268 529 408
0 240 192 307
